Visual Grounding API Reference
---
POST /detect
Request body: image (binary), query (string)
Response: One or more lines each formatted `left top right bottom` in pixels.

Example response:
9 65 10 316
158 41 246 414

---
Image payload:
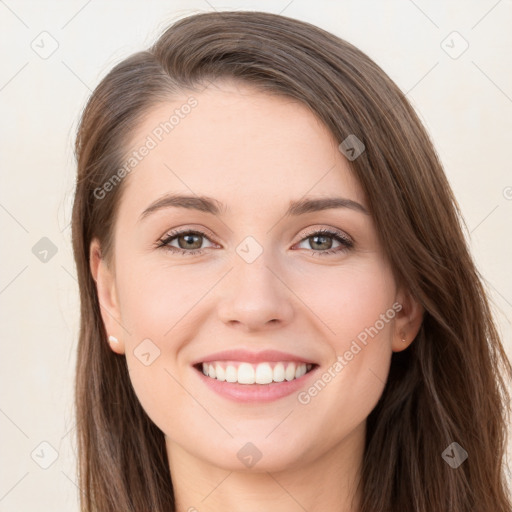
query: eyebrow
138 193 370 222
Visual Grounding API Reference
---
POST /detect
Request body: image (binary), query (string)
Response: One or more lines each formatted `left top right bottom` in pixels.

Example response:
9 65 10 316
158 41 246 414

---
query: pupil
312 235 331 250
181 234 200 249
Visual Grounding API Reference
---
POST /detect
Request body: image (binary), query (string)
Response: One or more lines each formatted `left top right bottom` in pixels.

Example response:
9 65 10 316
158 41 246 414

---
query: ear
89 238 125 355
392 287 424 352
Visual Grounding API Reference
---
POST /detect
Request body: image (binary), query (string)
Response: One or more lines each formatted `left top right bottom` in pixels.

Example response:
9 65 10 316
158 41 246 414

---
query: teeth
285 363 296 381
238 363 255 384
273 362 285 382
225 365 237 383
200 361 313 384
295 364 306 379
215 365 226 382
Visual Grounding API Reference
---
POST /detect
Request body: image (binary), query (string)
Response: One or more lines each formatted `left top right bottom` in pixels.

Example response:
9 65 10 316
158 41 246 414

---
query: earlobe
89 238 125 355
392 289 424 352
107 334 125 355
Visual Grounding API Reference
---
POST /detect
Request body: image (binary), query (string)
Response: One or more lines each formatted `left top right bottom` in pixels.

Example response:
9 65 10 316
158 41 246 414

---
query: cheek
116 264 194 433
299 259 397 349
115 256 207 338
294 261 396 410
114 259 209 432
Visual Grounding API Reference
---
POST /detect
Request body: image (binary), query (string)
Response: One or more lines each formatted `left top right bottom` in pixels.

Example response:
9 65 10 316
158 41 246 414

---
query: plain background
0 0 511 509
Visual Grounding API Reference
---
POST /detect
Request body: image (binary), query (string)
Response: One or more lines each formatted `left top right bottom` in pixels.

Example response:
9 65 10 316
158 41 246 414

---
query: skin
90 80 423 512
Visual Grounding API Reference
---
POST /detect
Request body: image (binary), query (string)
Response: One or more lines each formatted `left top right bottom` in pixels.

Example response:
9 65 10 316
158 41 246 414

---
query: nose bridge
216 235 293 329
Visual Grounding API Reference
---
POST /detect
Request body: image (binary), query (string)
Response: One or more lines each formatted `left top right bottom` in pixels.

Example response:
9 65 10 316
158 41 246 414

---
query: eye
294 228 353 256
155 229 216 256
155 227 354 257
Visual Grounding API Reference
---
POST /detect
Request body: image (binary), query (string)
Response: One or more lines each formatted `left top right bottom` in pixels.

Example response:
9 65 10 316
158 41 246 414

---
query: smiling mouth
193 361 318 385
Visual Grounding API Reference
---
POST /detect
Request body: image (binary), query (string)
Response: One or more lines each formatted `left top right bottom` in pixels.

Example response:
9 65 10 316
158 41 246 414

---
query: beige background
0 0 511 509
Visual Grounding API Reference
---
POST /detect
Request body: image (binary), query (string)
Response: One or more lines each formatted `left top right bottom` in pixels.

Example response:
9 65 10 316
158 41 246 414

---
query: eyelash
155 227 354 257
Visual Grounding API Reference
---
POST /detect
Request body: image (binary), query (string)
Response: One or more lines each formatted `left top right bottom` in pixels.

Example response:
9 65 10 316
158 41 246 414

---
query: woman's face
91 80 419 473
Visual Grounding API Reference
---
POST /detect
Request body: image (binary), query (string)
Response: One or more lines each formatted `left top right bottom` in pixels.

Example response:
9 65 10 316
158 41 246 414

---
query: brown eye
157 229 215 255
295 229 353 256
176 233 203 250
308 234 335 251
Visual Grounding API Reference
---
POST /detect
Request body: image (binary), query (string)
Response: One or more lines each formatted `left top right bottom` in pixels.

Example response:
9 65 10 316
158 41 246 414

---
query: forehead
117 81 365 223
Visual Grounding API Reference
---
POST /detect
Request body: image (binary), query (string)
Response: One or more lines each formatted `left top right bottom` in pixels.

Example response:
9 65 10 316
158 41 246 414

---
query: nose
217 252 294 332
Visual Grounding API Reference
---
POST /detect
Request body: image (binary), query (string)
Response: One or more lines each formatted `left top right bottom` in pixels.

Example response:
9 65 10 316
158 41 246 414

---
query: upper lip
191 349 317 366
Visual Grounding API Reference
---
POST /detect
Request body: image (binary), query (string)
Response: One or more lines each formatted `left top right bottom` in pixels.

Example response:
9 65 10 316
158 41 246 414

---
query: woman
71 10 512 512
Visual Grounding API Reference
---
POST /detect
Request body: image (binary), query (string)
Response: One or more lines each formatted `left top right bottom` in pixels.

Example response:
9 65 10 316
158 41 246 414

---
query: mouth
193 361 318 385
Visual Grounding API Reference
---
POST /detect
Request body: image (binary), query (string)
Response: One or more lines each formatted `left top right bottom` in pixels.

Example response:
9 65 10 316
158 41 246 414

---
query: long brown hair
71 10 512 511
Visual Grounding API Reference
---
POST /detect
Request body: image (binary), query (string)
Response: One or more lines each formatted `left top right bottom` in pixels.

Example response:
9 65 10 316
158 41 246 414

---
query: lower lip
193 365 318 403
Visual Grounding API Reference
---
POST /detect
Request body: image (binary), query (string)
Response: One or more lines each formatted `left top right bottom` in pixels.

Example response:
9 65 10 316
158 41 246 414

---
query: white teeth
200 361 313 384
273 362 285 382
238 363 255 384
215 365 226 382
285 363 296 381
225 365 237 383
295 364 306 379
255 362 273 384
